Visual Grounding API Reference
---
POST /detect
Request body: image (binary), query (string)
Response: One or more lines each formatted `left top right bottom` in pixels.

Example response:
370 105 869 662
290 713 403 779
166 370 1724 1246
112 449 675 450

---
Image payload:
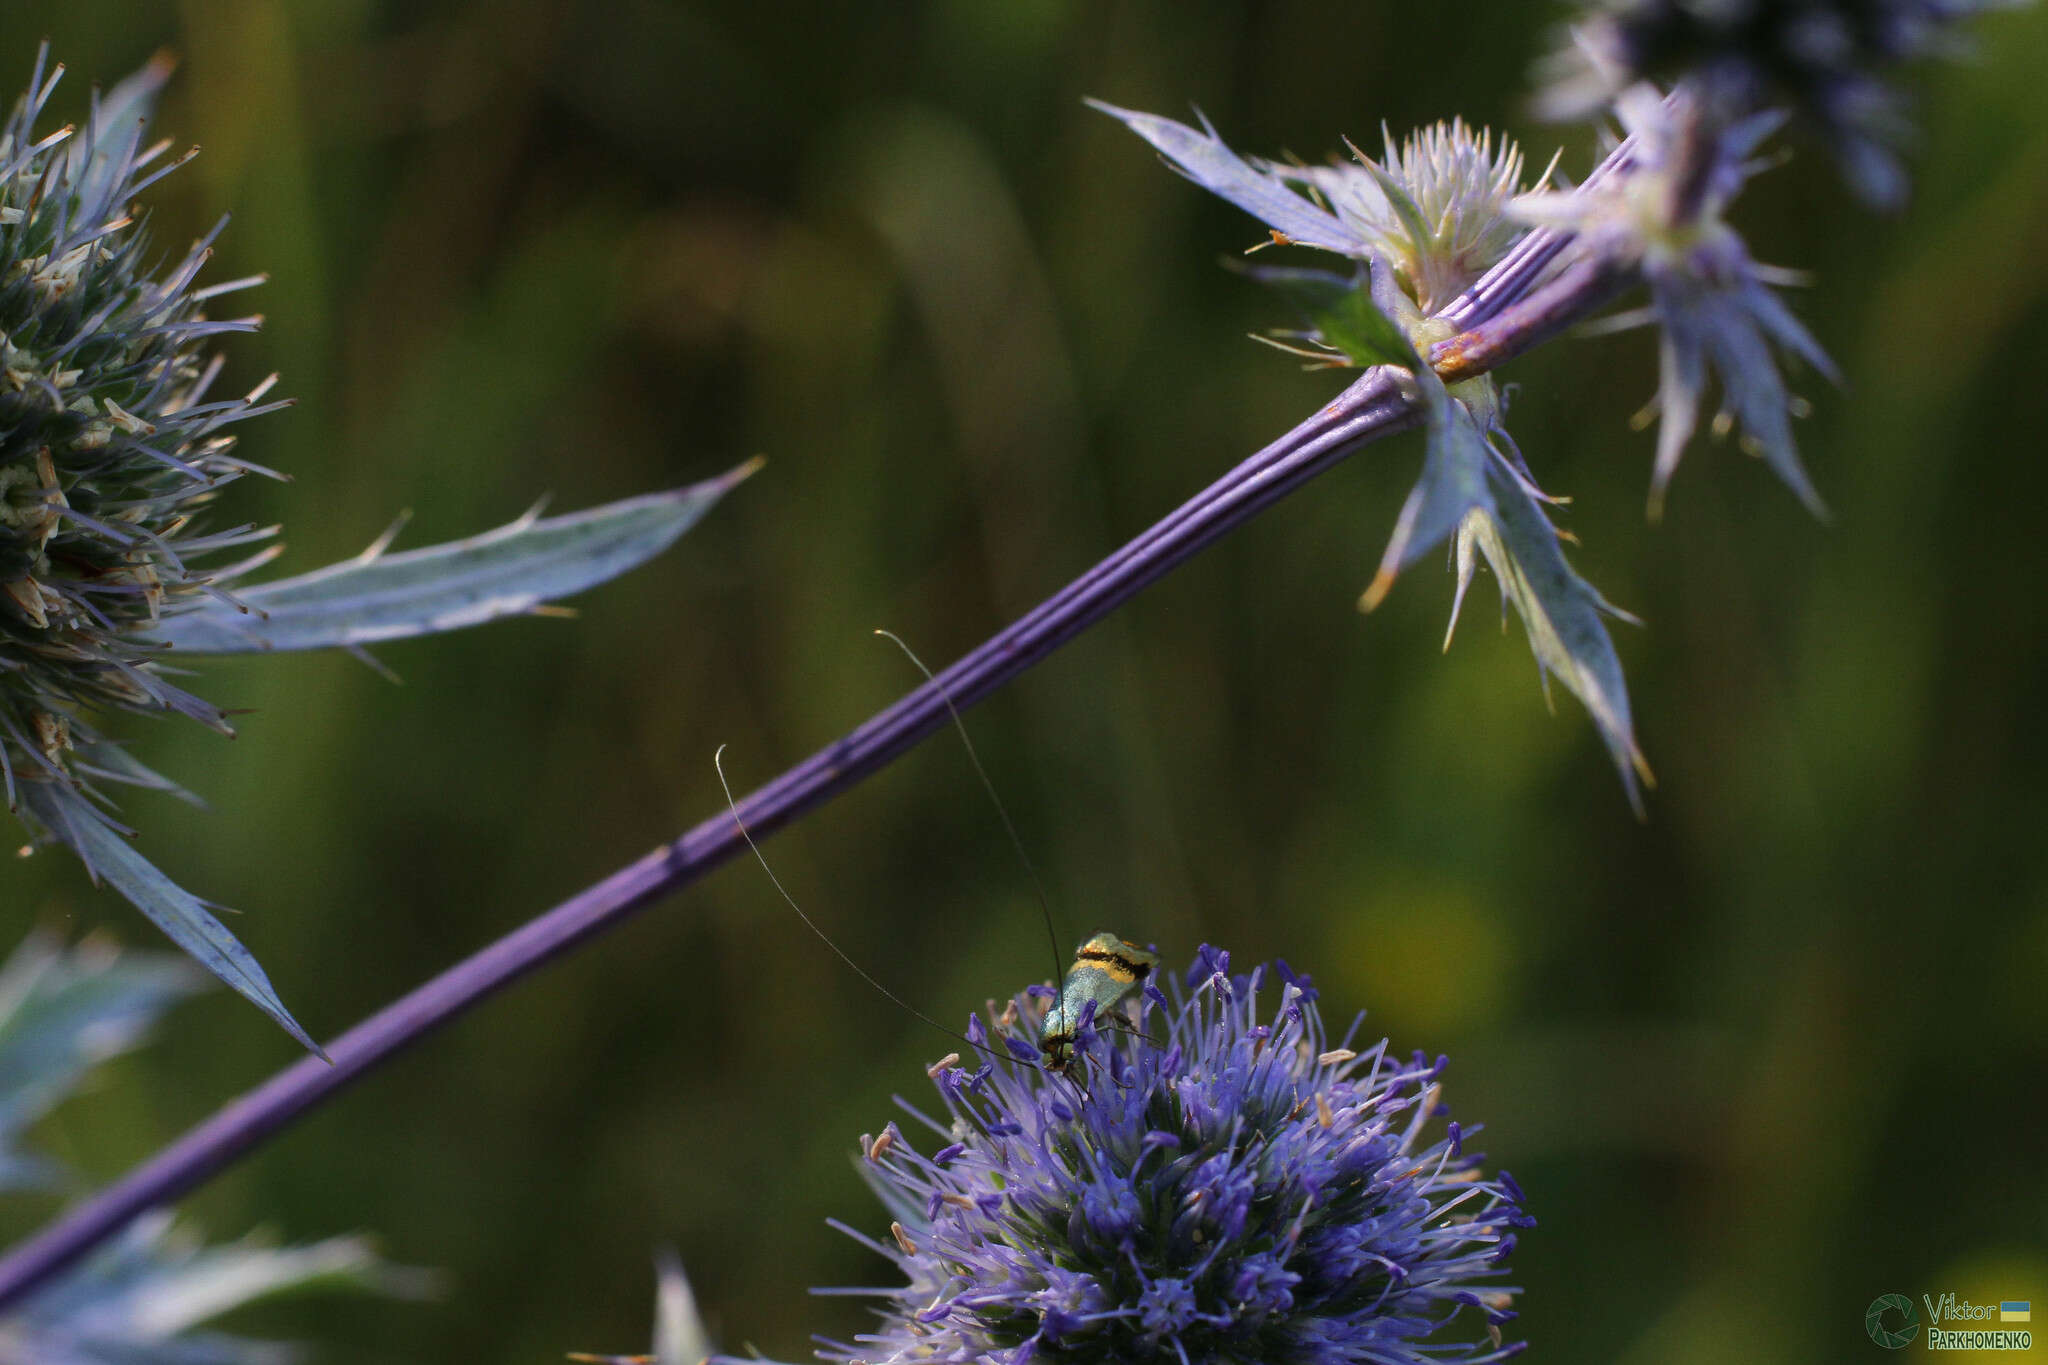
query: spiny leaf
0 932 202 1190
647 1247 713 1365
12 1211 432 1360
1233 263 1421 370
16 783 322 1056
1696 285 1827 517
1360 370 1492 610
568 1248 712 1365
70 741 205 808
66 50 177 215
1084 101 1370 254
157 460 760 655
1455 466 1653 812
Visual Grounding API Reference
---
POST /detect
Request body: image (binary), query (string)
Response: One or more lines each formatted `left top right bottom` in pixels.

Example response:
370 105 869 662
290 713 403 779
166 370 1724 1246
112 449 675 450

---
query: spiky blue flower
0 50 281 804
1513 85 1839 518
0 51 748 1047
828 947 1529 1365
1536 0 2027 207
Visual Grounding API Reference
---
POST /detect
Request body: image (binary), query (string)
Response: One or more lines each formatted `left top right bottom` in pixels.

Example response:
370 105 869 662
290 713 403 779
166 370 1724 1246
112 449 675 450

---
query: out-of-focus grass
5 2 2046 1360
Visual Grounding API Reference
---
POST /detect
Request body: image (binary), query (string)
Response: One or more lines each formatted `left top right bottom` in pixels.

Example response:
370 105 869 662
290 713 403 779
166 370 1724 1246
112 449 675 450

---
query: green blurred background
6 0 2047 1360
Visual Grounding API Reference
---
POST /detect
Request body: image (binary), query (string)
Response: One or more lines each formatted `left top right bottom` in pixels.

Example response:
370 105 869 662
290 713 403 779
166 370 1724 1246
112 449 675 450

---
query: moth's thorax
1040 932 1160 1069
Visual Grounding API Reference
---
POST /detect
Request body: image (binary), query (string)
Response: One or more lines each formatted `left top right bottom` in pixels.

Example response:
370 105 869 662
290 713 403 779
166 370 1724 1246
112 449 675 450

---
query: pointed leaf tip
1463 469 1651 813
17 783 324 1054
1364 376 1495 610
156 459 758 655
1086 100 1370 256
724 453 768 486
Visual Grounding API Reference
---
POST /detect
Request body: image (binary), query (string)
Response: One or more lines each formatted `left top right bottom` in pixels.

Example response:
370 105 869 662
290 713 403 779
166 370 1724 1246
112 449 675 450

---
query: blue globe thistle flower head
825 946 1530 1365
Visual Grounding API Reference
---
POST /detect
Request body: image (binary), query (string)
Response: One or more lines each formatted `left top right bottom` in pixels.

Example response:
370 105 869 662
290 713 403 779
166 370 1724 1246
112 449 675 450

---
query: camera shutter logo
1866 1293 1920 1349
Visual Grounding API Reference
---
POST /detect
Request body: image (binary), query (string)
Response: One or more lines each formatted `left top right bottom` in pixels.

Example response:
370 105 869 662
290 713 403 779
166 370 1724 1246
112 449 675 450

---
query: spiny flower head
1089 103 1546 318
0 51 746 1047
830 946 1529 1365
1512 84 1838 516
0 50 281 806
1536 0 2028 206
1100 102 1649 807
1262 120 1543 313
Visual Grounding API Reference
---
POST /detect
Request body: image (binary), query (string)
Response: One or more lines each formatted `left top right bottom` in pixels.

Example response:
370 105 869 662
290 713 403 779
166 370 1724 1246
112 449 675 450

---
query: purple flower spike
827 949 1528 1365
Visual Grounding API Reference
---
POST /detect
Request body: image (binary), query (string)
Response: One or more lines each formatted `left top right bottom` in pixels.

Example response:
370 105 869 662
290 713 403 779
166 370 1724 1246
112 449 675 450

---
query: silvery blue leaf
16 783 321 1056
1361 370 1494 610
68 743 205 808
9 1211 429 1365
568 1249 715 1365
650 1248 711 1365
0 933 201 1191
1459 466 1652 812
1085 102 1371 255
62 53 177 225
157 460 758 655
1692 289 1826 517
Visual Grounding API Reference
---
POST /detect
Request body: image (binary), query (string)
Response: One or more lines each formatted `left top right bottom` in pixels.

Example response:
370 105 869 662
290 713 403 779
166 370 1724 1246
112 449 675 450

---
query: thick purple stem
0 190 1637 1312
1433 252 1635 383
0 372 1418 1310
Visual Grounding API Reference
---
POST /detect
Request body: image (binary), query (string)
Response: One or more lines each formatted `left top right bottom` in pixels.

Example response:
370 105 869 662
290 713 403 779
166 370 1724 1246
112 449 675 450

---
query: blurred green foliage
4 1 2046 1361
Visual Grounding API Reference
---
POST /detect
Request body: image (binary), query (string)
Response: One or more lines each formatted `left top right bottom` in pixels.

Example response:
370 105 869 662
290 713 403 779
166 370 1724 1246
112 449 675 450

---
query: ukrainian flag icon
1999 1301 2030 1323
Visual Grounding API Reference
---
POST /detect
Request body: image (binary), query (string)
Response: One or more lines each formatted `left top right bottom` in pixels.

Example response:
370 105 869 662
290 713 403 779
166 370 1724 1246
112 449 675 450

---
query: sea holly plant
0 1213 417 1365
0 934 419 1363
829 948 1527 1365
1092 103 1656 802
0 931 201 1194
0 50 752 1050
0 0 2025 1332
1072 2 2013 806
584 949 1528 1365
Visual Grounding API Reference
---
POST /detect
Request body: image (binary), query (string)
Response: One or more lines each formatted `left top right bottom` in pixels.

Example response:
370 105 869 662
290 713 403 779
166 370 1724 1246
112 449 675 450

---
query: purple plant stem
1434 252 1635 383
0 372 1410 1309
0 179 1639 1310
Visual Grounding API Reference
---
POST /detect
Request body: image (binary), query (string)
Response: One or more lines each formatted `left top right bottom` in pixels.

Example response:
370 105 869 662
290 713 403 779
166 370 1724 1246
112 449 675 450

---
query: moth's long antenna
873 629 1069 1003
714 744 1008 1065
